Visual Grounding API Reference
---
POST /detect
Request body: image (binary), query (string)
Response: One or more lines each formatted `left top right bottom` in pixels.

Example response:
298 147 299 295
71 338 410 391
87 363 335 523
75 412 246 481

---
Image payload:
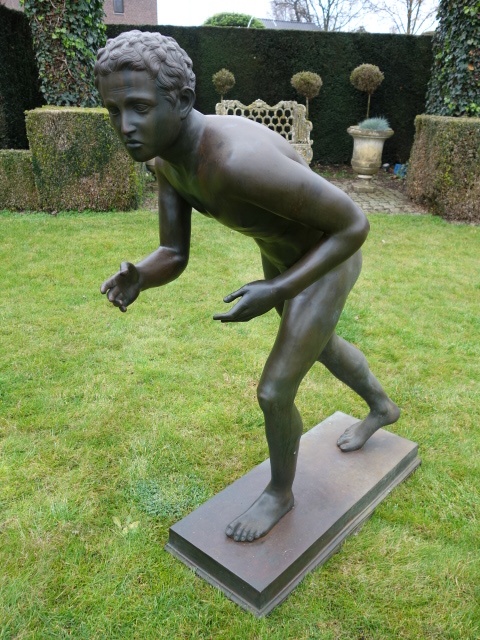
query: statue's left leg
225 253 362 542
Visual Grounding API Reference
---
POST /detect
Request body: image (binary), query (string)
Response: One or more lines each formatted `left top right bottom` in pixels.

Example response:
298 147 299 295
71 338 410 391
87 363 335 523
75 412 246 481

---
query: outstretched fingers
107 287 128 312
100 275 117 295
213 287 248 322
223 286 246 304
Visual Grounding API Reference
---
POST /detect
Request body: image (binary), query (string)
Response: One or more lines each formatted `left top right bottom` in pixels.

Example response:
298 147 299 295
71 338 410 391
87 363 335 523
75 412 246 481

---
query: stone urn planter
347 123 394 190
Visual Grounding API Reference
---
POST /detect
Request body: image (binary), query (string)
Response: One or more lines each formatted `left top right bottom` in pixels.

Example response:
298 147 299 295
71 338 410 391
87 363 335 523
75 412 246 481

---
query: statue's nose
121 114 135 136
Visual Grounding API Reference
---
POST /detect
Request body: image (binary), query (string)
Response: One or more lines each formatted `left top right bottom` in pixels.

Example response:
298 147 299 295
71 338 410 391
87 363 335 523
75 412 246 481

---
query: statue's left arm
213 157 369 322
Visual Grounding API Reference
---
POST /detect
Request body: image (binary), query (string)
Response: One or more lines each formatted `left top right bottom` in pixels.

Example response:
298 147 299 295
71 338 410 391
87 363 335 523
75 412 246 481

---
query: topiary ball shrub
290 71 323 118
212 69 236 102
350 64 384 118
291 71 322 117
291 71 323 99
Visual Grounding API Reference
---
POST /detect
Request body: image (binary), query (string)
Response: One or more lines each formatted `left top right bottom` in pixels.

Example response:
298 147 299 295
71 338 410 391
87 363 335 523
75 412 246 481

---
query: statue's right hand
100 261 140 312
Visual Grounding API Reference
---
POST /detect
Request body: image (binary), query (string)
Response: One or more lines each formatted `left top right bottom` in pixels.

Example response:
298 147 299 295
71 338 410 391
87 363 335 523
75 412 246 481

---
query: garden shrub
0 150 39 210
212 68 235 101
291 71 322 118
350 64 384 119
406 115 480 223
25 107 144 212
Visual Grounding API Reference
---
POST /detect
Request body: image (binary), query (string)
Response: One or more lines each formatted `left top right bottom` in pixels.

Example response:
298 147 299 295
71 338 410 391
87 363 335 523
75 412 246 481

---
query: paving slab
331 178 427 215
166 412 421 617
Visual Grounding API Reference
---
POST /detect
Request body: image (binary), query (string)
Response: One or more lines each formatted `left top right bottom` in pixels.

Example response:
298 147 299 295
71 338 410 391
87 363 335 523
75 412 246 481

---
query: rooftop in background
259 18 321 31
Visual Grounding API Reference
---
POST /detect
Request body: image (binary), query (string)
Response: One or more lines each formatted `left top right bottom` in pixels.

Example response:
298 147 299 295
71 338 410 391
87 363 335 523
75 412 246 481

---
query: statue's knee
257 380 291 413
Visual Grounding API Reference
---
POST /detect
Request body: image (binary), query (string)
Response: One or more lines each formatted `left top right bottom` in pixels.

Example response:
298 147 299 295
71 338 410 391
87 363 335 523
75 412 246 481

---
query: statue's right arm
100 168 192 312
134 168 192 291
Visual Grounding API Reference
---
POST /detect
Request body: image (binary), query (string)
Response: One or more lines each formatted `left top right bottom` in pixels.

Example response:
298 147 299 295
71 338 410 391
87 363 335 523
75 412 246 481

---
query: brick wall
0 0 22 10
1 0 158 25
104 0 157 25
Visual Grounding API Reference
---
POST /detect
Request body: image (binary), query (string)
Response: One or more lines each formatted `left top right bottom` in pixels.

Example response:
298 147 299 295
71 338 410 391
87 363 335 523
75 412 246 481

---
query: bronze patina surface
95 31 405 544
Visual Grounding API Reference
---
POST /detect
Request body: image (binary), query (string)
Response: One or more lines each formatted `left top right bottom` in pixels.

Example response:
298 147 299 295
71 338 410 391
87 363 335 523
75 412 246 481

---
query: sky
157 0 273 28
156 0 438 34
155 0 409 33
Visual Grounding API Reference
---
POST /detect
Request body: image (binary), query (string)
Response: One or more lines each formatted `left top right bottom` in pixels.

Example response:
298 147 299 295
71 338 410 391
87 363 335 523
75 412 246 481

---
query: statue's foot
225 487 294 542
337 400 401 452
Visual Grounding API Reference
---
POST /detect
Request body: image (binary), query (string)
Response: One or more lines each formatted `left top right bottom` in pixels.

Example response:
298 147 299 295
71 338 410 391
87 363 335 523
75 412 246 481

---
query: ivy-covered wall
0 6 43 149
23 0 106 107
426 0 480 117
107 25 433 163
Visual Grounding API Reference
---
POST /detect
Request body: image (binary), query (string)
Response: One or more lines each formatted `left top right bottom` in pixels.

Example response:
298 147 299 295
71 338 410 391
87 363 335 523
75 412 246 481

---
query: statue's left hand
213 280 281 323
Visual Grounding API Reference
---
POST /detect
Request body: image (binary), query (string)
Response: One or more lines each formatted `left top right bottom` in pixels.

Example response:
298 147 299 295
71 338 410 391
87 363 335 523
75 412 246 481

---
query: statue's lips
125 140 142 148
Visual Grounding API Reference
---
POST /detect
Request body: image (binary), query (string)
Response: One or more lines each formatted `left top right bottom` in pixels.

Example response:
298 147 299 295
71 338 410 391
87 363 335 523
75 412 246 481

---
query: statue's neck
160 109 206 171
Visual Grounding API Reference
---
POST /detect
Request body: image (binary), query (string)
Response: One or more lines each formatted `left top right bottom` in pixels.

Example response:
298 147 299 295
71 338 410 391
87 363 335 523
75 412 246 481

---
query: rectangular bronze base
165 412 420 617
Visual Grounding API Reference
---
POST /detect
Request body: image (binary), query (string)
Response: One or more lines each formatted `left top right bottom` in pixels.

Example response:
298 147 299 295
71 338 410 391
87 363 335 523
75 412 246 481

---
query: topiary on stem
350 64 384 118
212 69 236 102
291 71 322 118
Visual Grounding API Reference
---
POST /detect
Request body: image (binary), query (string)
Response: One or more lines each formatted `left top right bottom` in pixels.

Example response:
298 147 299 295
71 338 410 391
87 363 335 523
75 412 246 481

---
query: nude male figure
95 31 400 543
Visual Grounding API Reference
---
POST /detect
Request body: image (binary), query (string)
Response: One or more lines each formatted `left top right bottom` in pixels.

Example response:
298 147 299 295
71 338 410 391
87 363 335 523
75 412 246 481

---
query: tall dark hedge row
1 14 432 162
106 25 433 163
0 6 43 149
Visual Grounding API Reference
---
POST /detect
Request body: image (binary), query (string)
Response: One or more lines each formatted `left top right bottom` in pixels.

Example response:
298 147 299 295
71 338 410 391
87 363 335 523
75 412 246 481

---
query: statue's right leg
318 331 400 451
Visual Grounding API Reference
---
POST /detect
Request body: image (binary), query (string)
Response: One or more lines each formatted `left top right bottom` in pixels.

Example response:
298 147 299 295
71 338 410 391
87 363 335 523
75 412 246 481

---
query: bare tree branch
270 0 314 22
365 0 438 35
270 0 438 33
270 0 364 31
307 0 364 31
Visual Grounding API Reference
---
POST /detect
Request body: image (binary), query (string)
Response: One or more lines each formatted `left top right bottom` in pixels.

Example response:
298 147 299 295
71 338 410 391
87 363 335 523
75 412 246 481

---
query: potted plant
212 68 235 103
290 71 322 118
348 65 393 188
347 117 394 187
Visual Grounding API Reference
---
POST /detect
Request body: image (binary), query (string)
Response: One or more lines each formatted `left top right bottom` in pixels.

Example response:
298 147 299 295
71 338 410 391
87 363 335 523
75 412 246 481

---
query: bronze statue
95 31 400 543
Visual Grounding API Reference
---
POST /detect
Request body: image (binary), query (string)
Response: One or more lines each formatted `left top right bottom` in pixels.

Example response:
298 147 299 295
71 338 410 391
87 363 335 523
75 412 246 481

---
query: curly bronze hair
95 30 195 99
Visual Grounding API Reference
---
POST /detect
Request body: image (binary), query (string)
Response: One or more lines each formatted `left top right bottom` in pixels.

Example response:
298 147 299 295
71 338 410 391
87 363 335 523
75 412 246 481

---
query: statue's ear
178 87 195 119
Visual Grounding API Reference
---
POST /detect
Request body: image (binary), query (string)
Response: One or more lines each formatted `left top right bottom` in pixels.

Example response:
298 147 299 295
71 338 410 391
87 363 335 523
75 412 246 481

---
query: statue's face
98 69 182 162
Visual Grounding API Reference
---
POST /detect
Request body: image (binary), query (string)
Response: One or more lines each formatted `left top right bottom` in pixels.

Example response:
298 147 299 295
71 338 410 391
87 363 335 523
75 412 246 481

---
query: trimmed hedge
0 150 39 210
406 115 480 223
106 25 433 164
0 6 43 149
25 107 144 212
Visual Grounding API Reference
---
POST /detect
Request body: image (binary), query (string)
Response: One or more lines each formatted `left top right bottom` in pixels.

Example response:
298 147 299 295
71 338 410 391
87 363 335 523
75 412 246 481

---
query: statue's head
94 30 196 103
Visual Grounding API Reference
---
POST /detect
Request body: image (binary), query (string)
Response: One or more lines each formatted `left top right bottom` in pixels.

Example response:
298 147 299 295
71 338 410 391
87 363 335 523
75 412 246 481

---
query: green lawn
0 209 478 639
